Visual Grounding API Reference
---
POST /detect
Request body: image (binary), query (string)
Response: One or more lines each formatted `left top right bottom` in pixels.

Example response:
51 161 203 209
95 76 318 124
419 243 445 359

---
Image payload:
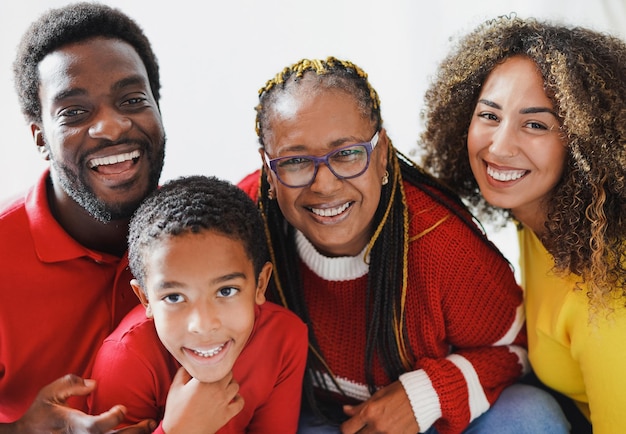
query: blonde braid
256 56 381 138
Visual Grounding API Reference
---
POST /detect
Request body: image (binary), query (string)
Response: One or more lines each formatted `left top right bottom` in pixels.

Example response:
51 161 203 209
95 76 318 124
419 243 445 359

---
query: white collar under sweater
294 230 370 281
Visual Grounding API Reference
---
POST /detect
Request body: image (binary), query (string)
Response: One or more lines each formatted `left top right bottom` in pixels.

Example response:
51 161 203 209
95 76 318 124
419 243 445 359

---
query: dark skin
0 38 164 432
33 37 166 257
44 179 131 257
263 85 420 434
342 382 419 433
0 375 156 434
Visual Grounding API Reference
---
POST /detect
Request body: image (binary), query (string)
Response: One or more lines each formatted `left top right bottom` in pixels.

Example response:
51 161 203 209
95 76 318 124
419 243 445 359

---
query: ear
131 278 153 318
254 261 273 305
31 124 50 161
376 128 389 172
258 148 277 192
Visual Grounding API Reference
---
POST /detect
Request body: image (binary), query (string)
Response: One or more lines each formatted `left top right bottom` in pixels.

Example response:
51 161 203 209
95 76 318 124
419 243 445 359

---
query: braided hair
254 56 504 420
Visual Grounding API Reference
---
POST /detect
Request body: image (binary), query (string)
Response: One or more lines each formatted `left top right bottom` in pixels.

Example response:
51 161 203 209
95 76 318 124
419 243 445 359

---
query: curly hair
13 2 161 124
254 56 505 421
419 15 626 313
128 175 269 290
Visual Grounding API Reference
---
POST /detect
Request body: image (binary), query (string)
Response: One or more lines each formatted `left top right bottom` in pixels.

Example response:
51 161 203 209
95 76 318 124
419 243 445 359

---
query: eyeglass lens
276 143 370 187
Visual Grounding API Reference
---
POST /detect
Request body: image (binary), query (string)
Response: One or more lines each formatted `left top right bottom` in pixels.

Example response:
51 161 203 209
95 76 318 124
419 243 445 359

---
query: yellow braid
363 146 413 371
258 169 339 374
257 169 289 309
255 56 381 136
392 151 413 371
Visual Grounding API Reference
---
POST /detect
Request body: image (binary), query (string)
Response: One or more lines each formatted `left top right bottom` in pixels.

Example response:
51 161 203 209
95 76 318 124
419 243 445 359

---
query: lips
309 201 352 217
87 150 140 174
191 342 226 358
486 163 527 182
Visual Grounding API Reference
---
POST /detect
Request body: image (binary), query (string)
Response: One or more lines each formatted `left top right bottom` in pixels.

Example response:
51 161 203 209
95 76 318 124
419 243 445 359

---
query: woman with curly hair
420 15 626 433
238 56 568 433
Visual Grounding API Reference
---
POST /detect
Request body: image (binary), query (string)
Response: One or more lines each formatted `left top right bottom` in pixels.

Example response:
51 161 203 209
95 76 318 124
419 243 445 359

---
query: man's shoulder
0 173 47 223
0 190 28 220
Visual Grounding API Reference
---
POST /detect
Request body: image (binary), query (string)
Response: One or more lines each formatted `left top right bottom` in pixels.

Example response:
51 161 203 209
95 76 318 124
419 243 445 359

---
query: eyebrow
153 272 248 292
51 75 149 104
211 272 247 284
477 98 557 117
112 75 150 92
277 136 366 156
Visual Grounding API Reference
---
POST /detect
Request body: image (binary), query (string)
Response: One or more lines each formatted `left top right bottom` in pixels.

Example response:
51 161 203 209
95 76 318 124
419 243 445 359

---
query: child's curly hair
128 175 269 290
419 15 626 313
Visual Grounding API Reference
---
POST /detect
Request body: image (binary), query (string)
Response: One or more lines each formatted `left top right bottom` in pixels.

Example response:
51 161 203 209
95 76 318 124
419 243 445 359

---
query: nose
88 106 132 140
187 303 221 335
488 122 519 158
309 161 342 194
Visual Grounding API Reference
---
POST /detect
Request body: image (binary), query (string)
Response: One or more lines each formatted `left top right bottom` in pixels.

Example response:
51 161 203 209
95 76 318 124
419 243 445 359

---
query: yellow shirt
519 227 626 433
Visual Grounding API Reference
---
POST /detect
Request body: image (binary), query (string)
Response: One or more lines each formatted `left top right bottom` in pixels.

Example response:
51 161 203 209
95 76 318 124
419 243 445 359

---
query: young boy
87 175 308 433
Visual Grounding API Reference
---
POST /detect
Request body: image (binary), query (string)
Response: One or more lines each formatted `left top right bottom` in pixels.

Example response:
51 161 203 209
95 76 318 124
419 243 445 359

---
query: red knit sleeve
403 183 527 434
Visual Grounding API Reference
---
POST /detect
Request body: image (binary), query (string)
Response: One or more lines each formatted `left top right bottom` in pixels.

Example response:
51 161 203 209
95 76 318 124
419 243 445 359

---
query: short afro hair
128 175 269 289
13 2 161 124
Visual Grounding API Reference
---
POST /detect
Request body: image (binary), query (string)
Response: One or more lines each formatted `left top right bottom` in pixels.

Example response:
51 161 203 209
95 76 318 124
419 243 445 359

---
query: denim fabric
297 383 570 433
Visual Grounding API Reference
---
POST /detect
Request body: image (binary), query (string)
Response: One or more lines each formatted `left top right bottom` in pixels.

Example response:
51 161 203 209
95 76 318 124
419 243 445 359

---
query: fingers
39 374 97 403
73 404 127 434
171 366 192 387
228 391 245 417
223 374 240 402
340 413 367 434
109 418 157 434
343 404 358 417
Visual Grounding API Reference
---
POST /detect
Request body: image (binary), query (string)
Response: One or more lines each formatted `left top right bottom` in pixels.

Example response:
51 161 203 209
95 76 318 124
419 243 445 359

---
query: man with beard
0 3 167 432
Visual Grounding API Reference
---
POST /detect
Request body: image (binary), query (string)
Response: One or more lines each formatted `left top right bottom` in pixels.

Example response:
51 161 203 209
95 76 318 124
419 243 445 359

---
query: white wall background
1 0 625 273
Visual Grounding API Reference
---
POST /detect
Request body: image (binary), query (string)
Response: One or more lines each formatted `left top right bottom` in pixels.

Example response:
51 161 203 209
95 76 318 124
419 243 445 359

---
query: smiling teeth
311 202 351 217
487 165 526 181
88 150 140 169
193 343 225 358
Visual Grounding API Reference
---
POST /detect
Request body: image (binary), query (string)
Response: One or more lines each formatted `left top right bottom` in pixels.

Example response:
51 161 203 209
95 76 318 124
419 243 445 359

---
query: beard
49 140 165 223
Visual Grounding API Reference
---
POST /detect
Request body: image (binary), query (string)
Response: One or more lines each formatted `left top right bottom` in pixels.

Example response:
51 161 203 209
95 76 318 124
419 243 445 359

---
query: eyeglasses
263 131 379 188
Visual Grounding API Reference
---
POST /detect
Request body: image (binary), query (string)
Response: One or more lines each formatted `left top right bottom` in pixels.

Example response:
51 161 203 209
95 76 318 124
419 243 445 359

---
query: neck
46 180 130 257
512 209 546 239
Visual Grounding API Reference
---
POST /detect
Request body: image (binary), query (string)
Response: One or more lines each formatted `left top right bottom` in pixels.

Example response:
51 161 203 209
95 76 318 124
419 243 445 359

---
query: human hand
340 381 419 434
161 367 244 434
0 374 156 434
108 419 157 434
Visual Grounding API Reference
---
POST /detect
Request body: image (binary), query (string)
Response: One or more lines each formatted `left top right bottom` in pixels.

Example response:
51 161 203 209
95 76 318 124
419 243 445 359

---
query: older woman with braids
419 16 626 434
238 57 568 433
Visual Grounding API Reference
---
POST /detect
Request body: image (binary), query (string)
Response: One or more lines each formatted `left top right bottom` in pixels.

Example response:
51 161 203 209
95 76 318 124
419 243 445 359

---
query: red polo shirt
0 170 139 421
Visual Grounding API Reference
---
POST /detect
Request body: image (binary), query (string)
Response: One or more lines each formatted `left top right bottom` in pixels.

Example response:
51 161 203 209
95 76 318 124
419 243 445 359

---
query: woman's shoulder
236 169 261 201
403 180 476 235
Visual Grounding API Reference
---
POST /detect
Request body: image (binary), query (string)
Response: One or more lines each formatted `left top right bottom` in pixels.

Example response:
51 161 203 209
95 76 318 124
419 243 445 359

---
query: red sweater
238 170 527 434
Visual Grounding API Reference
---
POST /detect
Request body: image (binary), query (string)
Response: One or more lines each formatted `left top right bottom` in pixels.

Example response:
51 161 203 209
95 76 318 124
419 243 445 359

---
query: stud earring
268 187 275 200
381 171 389 186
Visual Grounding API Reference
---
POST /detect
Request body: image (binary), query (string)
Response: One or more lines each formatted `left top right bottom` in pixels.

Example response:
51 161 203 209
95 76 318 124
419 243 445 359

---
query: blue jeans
297 383 570 433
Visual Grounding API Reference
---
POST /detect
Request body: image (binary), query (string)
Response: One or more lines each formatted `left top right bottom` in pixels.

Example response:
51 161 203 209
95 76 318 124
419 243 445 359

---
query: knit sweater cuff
399 370 441 432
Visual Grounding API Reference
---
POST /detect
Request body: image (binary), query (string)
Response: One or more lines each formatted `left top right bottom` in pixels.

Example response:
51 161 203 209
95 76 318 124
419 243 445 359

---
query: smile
88 150 140 170
310 202 351 217
192 343 226 358
486 164 527 181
